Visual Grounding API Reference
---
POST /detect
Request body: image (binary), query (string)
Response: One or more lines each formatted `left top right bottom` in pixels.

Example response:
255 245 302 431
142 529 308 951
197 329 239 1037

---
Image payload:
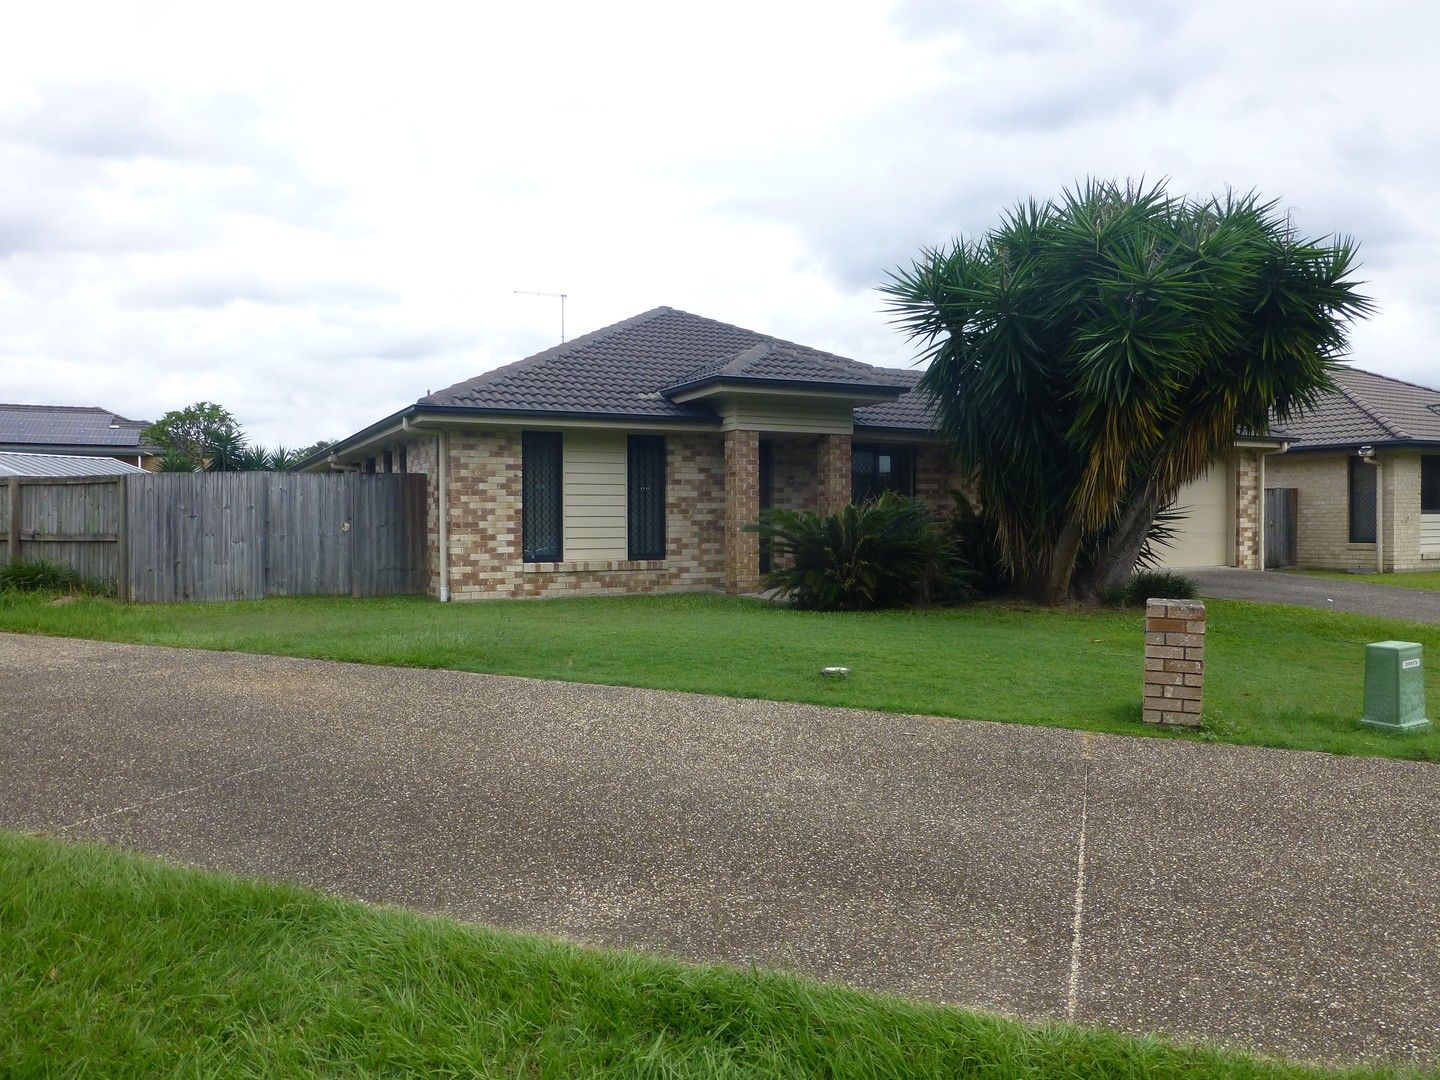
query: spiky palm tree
883 180 1372 604
203 429 247 472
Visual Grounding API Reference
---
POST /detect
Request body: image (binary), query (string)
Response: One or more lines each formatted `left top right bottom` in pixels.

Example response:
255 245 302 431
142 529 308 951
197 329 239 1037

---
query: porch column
817 433 852 515
1234 449 1262 569
724 429 761 594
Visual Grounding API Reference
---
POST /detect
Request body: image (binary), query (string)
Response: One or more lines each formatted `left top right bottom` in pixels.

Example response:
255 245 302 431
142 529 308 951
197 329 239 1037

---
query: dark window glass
1349 456 1377 544
852 443 915 502
382 450 393 473
398 445 408 473
627 435 666 560
1423 456 1440 515
364 457 376 474
523 431 563 562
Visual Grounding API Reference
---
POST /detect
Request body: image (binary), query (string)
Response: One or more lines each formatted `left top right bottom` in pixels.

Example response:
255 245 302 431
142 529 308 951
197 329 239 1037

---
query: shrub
752 493 972 611
0 558 96 594
1123 570 1197 606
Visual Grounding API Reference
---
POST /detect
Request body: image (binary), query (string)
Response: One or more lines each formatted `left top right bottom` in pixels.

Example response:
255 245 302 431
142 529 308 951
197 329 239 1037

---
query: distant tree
294 439 335 462
156 451 197 473
142 402 243 472
203 428 247 472
884 180 1372 605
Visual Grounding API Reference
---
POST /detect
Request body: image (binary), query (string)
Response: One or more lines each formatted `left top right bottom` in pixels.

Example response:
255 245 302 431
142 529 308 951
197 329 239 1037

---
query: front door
758 439 774 574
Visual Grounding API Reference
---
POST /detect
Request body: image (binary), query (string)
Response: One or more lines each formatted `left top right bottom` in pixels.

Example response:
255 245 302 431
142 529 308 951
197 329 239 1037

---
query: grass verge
0 830 1393 1078
1285 569 1440 591
0 591 1435 762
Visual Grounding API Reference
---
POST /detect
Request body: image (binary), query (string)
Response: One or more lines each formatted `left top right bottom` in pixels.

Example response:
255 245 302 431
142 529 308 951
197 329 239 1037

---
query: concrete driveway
2 632 1437 1068
1192 567 1440 623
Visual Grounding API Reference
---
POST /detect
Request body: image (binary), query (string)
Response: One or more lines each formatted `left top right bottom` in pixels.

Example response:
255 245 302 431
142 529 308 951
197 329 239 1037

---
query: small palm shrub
0 558 94 594
1124 570 1197 605
752 493 971 611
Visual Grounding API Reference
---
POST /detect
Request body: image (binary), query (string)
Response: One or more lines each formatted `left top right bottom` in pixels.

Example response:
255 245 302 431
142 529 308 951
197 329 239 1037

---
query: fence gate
1264 487 1297 569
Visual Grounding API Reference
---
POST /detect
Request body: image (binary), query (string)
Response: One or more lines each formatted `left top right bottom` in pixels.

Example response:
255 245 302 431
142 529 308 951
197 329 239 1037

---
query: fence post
7 479 19 564
115 475 131 601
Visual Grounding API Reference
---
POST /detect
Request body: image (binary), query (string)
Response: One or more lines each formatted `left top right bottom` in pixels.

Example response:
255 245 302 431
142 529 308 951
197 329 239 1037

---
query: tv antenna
514 290 568 342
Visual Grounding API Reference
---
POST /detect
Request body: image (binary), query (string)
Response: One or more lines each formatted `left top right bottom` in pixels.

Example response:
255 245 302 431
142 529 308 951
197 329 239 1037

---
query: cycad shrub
752 493 971 611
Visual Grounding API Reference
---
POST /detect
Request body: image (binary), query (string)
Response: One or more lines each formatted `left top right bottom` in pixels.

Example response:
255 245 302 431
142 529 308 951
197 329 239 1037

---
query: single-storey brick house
302 307 1282 599
1265 366 1440 571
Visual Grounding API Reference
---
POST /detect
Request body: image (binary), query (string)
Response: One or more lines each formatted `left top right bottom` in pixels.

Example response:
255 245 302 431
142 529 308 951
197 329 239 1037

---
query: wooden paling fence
1 472 426 602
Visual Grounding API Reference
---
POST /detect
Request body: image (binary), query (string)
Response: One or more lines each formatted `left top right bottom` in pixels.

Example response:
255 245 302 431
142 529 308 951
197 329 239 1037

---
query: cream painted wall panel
720 398 854 434
1421 515 1440 557
562 430 627 560
1157 460 1231 569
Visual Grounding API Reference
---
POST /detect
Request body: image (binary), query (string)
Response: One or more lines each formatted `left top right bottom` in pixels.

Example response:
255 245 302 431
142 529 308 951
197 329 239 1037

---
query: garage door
1155 462 1231 569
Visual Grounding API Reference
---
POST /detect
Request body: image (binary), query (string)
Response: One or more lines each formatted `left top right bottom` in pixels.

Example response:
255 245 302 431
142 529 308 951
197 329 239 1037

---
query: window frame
522 430 564 563
1348 455 1378 544
1422 455 1440 515
851 442 916 503
627 434 667 561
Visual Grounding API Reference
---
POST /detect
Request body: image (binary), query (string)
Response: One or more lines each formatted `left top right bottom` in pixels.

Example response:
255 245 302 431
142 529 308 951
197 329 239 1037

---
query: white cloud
0 0 1434 445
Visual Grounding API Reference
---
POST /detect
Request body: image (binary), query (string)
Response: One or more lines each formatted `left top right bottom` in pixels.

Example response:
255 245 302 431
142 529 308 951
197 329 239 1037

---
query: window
1423 456 1440 515
852 443 915 502
382 449 393 473
363 456 376 475
627 435 666 560
398 445 408 474
522 431 563 562
1348 456 1377 543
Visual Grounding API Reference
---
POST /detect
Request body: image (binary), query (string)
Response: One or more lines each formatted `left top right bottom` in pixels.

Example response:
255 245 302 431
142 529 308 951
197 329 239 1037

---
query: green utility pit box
1358 641 1431 732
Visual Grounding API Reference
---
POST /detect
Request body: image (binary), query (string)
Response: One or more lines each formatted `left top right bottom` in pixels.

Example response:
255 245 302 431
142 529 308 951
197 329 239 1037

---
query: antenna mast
514 290 568 342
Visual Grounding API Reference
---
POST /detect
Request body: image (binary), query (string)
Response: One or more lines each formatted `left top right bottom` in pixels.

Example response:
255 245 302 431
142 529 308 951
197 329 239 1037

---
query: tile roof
853 367 935 431
422 307 912 420
1279 366 1440 449
0 403 156 450
0 451 148 477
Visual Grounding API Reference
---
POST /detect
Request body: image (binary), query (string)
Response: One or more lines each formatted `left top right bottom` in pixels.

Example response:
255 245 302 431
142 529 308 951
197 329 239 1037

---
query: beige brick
1185 647 1206 661
1163 659 1202 674
1164 632 1205 648
1183 673 1204 687
1163 684 1202 700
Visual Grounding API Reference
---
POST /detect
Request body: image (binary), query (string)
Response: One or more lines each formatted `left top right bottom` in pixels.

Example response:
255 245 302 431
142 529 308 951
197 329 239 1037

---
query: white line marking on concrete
54 764 276 834
1065 732 1095 1021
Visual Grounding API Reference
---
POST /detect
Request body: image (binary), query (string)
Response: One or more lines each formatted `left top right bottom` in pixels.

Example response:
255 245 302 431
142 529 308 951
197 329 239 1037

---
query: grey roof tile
1280 366 1440 449
0 403 156 450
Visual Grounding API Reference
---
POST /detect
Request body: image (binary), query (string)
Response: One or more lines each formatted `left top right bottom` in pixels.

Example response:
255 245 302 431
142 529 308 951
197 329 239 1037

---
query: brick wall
1265 450 1425 571
914 442 976 515
1143 599 1205 726
772 436 819 513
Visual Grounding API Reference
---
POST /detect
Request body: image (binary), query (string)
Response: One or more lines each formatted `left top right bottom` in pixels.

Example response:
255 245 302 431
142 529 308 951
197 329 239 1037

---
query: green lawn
1286 569 1440 591
1 590 1436 762
0 831 1394 1078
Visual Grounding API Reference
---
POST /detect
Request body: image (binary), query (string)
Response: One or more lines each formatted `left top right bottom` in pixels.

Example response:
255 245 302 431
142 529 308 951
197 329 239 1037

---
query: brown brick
1182 673 1204 687
1164 632 1205 648
1147 617 1190 632
1184 647 1206 661
1163 684 1202 700
1144 671 1184 687
1163 659 1202 674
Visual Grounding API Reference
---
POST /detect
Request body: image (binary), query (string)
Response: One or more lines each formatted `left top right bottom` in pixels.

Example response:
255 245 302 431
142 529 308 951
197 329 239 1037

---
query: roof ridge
0 402 110 412
1332 380 1411 440
420 307 677 405
1338 364 1440 396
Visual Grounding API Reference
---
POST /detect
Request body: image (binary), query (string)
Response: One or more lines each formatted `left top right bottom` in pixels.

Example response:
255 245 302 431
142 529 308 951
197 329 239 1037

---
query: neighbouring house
0 404 161 470
1265 366 1440 572
300 307 1281 599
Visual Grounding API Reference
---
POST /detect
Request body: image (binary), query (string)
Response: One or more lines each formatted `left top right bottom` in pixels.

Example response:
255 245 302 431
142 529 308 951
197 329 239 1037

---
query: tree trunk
1040 513 1087 605
1073 479 1164 602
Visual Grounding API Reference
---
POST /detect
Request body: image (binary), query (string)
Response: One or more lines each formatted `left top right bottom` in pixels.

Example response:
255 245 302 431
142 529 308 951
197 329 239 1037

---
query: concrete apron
1 632 1437 1068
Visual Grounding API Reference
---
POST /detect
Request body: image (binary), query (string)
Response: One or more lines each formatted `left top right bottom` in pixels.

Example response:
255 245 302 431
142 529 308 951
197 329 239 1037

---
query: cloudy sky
1 1 1434 444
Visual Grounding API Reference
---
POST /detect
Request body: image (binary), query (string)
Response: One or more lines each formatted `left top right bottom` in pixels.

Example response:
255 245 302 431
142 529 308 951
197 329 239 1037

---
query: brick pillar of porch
724 429 761 594
817 433 852 515
1234 450 1261 570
